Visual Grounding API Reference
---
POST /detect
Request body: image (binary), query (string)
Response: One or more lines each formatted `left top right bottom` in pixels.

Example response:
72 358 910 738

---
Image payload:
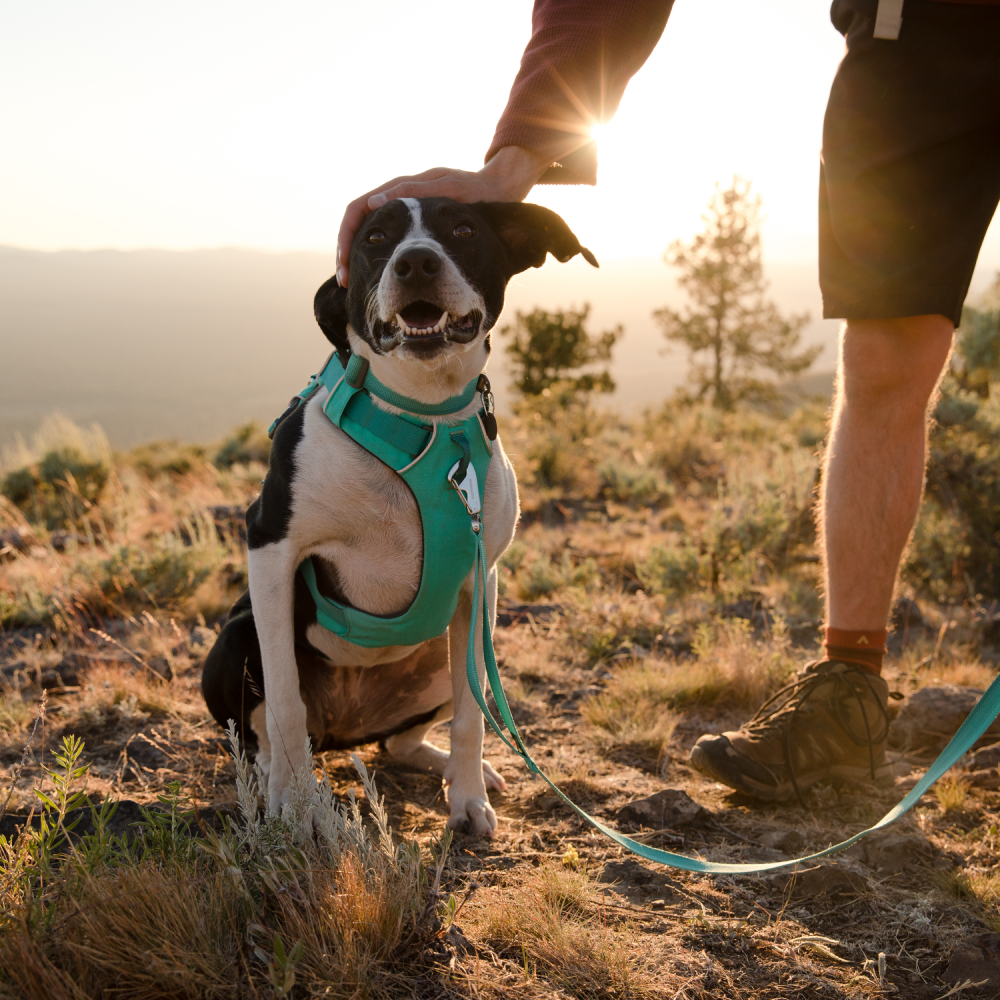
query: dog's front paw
446 789 498 838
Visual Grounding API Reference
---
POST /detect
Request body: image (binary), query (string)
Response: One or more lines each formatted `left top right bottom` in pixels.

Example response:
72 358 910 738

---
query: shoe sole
690 744 893 803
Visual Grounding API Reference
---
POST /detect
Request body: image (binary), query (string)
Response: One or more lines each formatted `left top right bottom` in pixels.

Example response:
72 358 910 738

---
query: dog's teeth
395 312 410 335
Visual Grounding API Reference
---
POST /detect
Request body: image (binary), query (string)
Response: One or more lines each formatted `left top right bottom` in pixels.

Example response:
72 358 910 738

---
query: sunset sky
3 0 1000 419
9 0 998 270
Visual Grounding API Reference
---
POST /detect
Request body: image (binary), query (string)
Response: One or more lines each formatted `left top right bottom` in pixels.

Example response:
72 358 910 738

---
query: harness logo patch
448 461 481 515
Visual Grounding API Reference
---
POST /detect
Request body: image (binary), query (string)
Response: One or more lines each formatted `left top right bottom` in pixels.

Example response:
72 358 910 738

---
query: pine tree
501 305 621 398
655 178 818 409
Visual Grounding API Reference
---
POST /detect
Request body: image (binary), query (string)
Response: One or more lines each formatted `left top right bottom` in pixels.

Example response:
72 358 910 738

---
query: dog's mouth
391 301 479 343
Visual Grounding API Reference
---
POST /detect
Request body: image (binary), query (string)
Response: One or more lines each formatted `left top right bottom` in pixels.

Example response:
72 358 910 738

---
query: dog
202 197 597 836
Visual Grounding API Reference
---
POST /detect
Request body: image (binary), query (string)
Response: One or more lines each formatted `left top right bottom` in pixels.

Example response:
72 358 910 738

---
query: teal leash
466 529 1000 872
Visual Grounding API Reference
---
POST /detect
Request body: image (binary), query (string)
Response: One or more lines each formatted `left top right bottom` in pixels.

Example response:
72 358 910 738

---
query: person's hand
335 146 551 287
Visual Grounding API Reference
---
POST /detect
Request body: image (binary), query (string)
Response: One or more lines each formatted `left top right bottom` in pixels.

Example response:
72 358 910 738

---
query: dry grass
580 661 680 763
683 616 802 709
939 867 1000 931
934 774 972 813
0 731 435 1000
6 404 1000 997
1 421 258 631
78 662 184 720
582 617 801 757
465 862 662 1000
0 689 30 735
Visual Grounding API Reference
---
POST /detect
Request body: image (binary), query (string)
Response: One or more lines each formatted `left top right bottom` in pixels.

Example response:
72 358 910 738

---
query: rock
41 667 78 690
889 685 1000 751
890 597 925 631
887 597 929 652
720 595 774 631
598 858 682 905
770 864 869 902
760 829 806 854
190 626 218 651
967 769 1000 790
50 530 88 552
974 607 1000 648
207 504 248 544
970 742 1000 772
494 604 562 628
857 833 935 875
751 847 788 863
943 933 1000 990
617 789 709 831
0 527 37 559
146 656 173 681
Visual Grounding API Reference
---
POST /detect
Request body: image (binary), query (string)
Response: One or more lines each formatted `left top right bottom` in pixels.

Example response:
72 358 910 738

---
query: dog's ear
476 202 599 276
313 276 351 357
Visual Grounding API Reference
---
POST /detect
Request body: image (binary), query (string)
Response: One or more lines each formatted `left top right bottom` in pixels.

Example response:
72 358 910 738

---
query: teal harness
277 351 495 648
273 351 1000 875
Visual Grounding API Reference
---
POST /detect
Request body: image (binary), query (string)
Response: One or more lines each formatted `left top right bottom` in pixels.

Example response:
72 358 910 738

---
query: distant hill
0 245 336 450
0 246 841 450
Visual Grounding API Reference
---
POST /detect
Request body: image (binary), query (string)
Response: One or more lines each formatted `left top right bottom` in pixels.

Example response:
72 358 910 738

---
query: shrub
597 459 669 506
905 378 1000 601
565 592 670 664
2 447 110 530
130 440 208 478
637 543 704 599
97 513 225 608
214 422 271 468
0 416 112 529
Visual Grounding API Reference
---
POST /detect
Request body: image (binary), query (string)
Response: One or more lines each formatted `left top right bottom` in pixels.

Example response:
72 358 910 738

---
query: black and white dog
202 197 596 836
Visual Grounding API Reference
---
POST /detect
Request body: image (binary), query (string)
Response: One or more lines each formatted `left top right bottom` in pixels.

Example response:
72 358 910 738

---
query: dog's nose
393 246 441 289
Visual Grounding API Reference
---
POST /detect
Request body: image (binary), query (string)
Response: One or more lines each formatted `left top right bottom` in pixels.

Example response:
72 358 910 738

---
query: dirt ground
3 605 999 1000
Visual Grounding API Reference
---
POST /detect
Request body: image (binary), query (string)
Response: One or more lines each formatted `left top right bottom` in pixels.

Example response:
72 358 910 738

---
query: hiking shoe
689 660 893 803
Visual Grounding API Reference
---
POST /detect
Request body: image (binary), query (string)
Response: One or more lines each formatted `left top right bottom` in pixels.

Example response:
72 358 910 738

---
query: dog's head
314 198 597 362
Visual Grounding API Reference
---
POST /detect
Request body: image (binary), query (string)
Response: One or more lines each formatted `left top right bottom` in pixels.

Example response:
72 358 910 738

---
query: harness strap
342 391 430 458
468 534 1000 872
356 357 480 416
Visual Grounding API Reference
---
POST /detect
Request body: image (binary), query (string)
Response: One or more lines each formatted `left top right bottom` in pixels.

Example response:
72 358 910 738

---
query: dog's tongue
400 301 445 330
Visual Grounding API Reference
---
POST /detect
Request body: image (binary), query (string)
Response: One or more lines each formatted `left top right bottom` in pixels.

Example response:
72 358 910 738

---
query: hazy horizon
1 240 850 452
3 0 999 451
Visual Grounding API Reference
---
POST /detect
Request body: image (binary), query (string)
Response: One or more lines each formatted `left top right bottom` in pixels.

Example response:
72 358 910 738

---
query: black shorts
820 0 1000 325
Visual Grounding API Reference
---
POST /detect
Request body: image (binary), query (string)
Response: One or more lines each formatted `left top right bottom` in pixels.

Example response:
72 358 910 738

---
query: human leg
688 0 1000 801
688 317 951 801
821 315 953 634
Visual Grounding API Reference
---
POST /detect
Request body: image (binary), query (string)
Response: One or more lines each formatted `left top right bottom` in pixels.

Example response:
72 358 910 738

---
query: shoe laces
744 660 890 808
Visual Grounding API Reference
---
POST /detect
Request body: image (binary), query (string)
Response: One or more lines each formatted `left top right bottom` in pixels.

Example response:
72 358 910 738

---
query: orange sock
824 627 886 675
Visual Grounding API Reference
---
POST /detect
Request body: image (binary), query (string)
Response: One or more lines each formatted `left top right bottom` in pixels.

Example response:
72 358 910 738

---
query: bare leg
820 315 953 631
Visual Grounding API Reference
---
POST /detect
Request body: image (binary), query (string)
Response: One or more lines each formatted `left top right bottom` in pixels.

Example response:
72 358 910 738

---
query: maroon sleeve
486 0 675 185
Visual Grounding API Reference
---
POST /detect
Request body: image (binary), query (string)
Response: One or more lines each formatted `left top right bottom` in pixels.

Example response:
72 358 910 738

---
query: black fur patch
201 590 264 743
246 399 306 549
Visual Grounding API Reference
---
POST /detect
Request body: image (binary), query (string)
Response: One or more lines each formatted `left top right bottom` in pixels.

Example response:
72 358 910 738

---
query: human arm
335 147 551 286
335 0 674 286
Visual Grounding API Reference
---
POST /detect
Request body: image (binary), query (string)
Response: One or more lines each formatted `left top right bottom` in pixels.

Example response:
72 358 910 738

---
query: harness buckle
448 460 481 515
477 374 498 440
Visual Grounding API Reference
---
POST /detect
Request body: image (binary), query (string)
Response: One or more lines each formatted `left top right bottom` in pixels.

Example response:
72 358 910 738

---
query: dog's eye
453 224 474 239
367 230 386 245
